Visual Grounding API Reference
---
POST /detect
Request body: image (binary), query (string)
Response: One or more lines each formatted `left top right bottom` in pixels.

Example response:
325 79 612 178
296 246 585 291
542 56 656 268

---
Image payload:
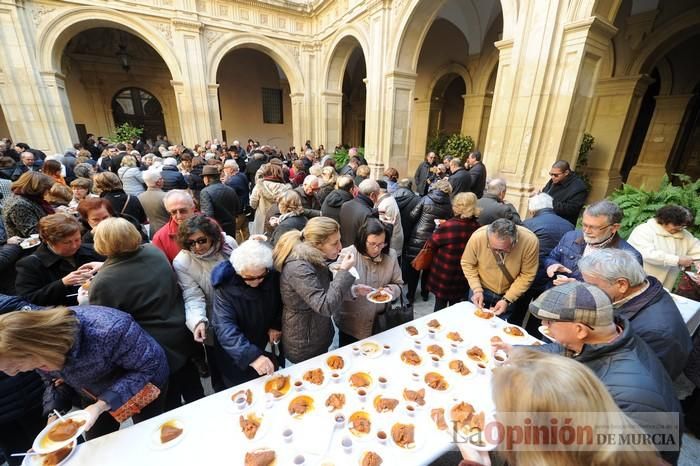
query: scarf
21 193 55 215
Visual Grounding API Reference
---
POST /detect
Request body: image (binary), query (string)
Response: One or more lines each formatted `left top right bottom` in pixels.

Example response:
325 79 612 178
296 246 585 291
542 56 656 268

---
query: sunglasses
184 237 209 249
241 270 268 282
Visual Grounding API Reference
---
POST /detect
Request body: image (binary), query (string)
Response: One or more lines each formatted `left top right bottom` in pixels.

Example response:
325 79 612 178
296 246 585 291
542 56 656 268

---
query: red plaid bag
109 383 161 423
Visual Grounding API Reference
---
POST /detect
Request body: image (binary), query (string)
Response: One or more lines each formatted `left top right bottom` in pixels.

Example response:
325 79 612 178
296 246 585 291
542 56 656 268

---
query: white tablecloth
65 302 536 466
671 293 700 335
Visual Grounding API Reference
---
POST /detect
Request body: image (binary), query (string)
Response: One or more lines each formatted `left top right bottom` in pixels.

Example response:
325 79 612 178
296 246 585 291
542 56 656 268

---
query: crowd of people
0 135 699 465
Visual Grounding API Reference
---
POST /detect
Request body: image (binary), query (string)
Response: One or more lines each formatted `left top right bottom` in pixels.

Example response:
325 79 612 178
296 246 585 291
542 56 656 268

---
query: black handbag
374 287 414 333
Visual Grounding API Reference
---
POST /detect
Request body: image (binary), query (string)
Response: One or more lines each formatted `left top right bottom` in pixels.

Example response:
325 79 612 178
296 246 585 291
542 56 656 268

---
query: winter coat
542 172 589 225
336 246 403 339
152 217 182 263
467 162 487 198
448 167 473 196
40 306 169 416
339 194 376 248
159 165 188 191
294 186 321 212
615 276 692 380
2 193 47 238
316 183 334 207
0 295 43 425
0 243 23 294
538 319 682 465
321 189 354 223
627 218 700 290
413 161 436 195
211 261 282 379
137 188 169 239
393 187 421 245
271 213 307 246
523 208 574 289
405 189 452 259
544 230 643 282
199 181 241 238
15 243 104 306
279 241 355 363
249 179 291 235
427 217 480 301
476 193 522 225
89 245 195 372
117 166 145 196
377 193 404 256
172 235 237 335
101 189 147 225
224 172 250 207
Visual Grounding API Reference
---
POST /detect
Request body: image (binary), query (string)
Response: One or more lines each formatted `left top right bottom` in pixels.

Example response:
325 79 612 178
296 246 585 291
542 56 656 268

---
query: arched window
112 87 166 140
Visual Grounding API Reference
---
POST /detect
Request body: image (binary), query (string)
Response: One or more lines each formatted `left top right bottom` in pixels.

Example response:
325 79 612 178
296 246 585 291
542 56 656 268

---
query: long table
65 301 538 466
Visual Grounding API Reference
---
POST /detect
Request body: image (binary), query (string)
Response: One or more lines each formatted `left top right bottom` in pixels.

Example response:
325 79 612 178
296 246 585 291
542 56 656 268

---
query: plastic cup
331 372 341 383
283 427 294 443
383 344 391 355
293 455 305 465
377 430 387 445
294 380 304 391
342 436 353 454
335 414 346 429
378 376 388 389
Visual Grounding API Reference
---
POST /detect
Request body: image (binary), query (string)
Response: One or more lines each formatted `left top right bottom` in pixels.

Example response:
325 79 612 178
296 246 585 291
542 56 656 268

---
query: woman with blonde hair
249 163 291 235
89 217 203 409
458 347 661 466
270 190 307 245
273 217 357 363
317 165 337 205
117 154 145 196
0 306 168 440
426 192 481 311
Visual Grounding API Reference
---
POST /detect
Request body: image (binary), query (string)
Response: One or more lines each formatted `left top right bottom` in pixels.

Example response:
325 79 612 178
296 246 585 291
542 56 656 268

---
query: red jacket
152 218 181 263
427 216 480 301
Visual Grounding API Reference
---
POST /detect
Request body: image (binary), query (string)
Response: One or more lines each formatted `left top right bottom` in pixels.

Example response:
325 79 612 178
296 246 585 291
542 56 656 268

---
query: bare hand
457 442 492 466
249 234 268 242
338 252 356 271
353 284 374 297
471 291 484 308
6 236 22 245
83 400 110 431
268 329 282 344
546 264 571 278
378 287 394 299
268 217 280 227
491 339 513 354
62 270 92 287
250 355 275 376
77 261 104 275
553 275 577 286
679 256 694 267
193 322 207 343
492 300 508 316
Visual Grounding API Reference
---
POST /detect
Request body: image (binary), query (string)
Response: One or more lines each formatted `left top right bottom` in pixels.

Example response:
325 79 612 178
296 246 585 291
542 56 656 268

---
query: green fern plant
441 134 474 159
109 122 143 144
609 174 700 239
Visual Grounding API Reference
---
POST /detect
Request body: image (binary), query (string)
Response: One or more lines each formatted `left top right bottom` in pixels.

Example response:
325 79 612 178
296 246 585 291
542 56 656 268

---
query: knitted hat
529 282 613 327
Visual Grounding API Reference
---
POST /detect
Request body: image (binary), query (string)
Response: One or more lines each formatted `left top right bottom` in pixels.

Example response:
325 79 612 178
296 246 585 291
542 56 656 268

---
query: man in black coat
321 175 354 223
199 165 241 238
160 158 188 191
542 160 589 225
339 179 379 247
448 158 472 196
466 150 487 198
526 282 683 465
413 152 437 195
293 175 322 213
477 178 521 225
245 151 267 185
392 179 421 243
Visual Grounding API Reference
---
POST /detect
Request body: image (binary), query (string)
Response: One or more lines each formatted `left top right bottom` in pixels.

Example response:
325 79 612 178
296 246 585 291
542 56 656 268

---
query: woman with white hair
211 238 282 387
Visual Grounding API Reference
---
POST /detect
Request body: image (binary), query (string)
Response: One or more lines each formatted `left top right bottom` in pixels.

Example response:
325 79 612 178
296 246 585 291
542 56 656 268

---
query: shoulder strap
120 195 131 215
490 248 514 283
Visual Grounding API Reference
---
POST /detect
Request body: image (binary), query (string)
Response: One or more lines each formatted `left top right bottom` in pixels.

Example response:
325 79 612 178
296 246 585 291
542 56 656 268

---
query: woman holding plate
335 218 403 346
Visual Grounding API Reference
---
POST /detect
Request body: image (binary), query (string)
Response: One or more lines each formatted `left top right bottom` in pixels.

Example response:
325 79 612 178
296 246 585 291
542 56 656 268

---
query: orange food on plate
490 336 503 344
244 449 275 466
449 359 471 376
47 418 85 442
369 291 392 302
467 346 487 362
424 372 449 391
474 308 494 319
264 375 290 398
349 372 371 388
450 402 486 434
391 422 416 448
159 422 183 443
41 444 73 466
403 388 426 406
405 326 419 336
239 413 261 440
303 368 324 385
400 350 422 366
446 331 463 342
373 396 399 413
325 393 346 411
504 326 524 337
349 411 372 436
427 319 441 329
231 388 253 404
427 344 444 358
431 408 448 430
326 355 344 370
288 395 313 416
361 451 383 466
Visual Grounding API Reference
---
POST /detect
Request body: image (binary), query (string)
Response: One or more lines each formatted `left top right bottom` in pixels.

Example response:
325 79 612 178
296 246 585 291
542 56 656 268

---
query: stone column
378 70 417 178
170 18 214 145
290 93 305 151
40 72 79 148
206 83 222 141
584 75 653 200
484 11 617 213
363 5 389 174
627 94 693 189
407 100 431 175
321 91 343 151
461 93 492 150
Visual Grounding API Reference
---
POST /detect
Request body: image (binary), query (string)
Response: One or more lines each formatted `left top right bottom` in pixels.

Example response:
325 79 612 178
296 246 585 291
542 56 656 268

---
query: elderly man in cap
199 165 240 238
578 248 692 380
495 281 682 465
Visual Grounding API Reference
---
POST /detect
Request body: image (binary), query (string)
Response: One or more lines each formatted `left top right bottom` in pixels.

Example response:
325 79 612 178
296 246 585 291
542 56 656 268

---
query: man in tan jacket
460 218 539 320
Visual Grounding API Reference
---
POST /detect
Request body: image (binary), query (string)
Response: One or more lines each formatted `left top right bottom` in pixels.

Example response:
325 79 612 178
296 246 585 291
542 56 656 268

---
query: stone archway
36 8 182 148
112 87 167 141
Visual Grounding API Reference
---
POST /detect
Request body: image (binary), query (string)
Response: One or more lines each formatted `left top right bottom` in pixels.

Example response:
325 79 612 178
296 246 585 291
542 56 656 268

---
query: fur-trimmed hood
286 240 329 268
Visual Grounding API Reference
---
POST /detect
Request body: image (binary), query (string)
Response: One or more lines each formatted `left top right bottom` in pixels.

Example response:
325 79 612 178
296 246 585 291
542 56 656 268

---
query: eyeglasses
581 223 611 232
241 271 268 282
184 237 209 249
367 241 386 249
168 208 192 216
